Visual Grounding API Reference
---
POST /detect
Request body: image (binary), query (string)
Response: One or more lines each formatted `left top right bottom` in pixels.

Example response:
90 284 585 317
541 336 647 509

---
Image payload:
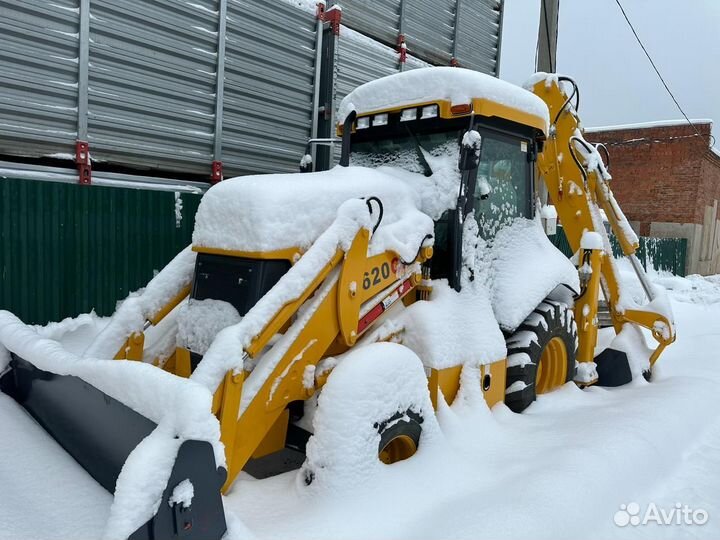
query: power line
613 0 706 143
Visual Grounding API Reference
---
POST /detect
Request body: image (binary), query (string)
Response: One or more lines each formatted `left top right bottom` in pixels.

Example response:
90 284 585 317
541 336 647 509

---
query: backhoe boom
530 74 675 370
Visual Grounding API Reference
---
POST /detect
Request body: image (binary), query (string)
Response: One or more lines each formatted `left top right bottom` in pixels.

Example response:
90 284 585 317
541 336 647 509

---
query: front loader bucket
0 355 227 540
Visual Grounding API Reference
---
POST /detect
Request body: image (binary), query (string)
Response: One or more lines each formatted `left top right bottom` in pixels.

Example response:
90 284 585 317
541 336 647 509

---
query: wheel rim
378 434 417 464
536 336 568 394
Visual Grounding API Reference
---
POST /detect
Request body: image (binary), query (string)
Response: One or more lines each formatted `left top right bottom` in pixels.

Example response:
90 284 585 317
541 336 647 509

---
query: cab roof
338 67 550 136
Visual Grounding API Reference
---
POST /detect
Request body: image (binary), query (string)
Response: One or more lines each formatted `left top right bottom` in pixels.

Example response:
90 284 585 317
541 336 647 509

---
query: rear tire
504 300 577 413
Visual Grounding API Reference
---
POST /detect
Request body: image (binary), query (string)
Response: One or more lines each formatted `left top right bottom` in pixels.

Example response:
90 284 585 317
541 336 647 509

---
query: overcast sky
500 0 720 146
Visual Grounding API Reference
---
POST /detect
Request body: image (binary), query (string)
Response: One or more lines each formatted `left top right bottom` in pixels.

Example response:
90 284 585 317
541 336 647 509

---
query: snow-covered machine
0 67 675 538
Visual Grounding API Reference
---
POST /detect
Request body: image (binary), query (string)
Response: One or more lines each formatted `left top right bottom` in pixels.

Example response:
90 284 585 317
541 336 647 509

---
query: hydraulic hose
553 76 580 126
365 196 384 234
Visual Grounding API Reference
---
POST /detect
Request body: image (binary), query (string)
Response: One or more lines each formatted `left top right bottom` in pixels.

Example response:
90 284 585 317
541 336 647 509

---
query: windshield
349 129 461 175
350 124 531 241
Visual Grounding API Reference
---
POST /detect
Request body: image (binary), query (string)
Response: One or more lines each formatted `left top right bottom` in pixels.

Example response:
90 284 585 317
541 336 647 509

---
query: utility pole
536 0 559 210
536 0 559 73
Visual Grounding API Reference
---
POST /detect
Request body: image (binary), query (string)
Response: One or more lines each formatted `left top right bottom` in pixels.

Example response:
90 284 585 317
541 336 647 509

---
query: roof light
356 117 370 129
373 113 389 126
450 103 472 115
400 108 417 122
421 105 438 119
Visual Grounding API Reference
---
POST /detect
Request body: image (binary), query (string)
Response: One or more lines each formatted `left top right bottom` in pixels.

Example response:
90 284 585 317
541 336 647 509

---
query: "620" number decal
362 262 391 290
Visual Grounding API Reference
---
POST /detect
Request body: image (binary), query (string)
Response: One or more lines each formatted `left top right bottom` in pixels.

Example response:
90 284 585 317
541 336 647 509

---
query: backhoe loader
0 67 675 539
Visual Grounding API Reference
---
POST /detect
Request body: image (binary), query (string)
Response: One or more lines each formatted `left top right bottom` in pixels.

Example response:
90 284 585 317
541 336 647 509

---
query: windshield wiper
405 125 433 177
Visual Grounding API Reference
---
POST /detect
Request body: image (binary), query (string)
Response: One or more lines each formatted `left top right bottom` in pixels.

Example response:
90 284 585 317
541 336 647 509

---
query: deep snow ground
0 393 112 538
1 270 719 540
223 271 720 540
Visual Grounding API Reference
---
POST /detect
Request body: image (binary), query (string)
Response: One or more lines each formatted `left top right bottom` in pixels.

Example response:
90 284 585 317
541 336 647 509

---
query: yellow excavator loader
0 67 675 539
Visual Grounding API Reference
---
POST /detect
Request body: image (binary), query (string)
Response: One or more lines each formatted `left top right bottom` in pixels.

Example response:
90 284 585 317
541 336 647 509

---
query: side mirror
459 130 481 171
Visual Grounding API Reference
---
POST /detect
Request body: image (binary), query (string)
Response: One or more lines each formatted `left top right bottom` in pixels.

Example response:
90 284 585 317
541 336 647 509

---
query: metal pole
452 0 462 63
310 6 325 168
535 0 557 208
306 138 341 145
494 0 505 77
398 0 406 71
77 0 90 141
213 0 228 163
629 254 656 302
536 0 559 73
328 29 339 166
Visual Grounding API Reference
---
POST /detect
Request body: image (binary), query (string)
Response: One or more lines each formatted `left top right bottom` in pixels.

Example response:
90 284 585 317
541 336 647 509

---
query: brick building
585 120 720 275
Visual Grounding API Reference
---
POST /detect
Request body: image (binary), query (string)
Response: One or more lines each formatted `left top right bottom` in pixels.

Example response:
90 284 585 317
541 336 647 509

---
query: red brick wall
584 122 715 232
700 150 720 221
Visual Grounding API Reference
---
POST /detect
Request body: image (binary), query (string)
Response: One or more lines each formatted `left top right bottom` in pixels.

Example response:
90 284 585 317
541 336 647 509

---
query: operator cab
339 83 546 290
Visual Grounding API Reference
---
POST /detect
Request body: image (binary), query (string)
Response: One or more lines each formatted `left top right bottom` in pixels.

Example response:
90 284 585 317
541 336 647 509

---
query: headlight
373 113 389 126
421 105 438 119
400 108 417 122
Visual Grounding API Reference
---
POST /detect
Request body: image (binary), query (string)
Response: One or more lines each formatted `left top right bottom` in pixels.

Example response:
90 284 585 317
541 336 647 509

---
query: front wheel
504 300 577 413
377 410 423 464
300 342 434 489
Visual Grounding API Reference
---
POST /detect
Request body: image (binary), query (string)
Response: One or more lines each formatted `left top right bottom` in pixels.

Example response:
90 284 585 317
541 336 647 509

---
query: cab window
473 135 531 239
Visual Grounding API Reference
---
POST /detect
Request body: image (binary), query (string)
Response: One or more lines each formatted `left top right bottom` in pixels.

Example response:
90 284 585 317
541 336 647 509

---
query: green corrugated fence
1 178 202 325
550 226 687 277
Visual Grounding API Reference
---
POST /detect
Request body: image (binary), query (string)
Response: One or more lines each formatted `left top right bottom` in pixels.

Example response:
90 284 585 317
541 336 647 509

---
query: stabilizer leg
593 348 632 387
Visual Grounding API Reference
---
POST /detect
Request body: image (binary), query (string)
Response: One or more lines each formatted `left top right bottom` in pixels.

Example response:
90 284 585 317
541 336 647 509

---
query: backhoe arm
529 74 675 368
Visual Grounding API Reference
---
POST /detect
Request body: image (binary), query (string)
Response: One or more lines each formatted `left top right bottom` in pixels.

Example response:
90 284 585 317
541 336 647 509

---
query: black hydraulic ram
0 355 227 540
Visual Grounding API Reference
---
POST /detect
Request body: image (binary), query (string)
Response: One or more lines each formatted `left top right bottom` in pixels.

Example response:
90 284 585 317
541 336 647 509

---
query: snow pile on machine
192 165 439 258
338 66 550 131
301 342 442 489
487 218 579 330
